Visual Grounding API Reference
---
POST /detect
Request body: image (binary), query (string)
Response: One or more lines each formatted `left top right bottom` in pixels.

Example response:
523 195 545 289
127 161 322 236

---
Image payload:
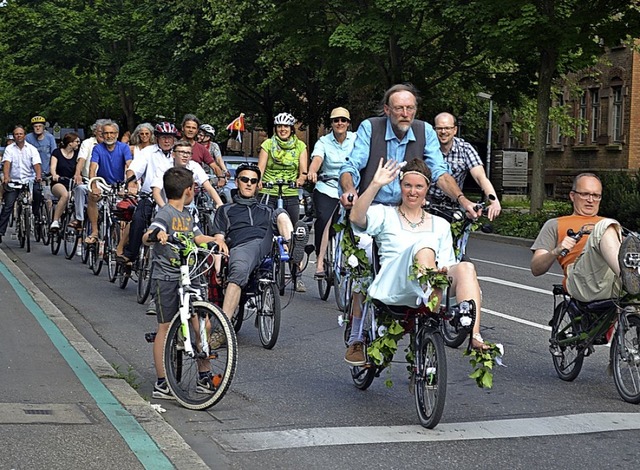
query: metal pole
486 99 493 179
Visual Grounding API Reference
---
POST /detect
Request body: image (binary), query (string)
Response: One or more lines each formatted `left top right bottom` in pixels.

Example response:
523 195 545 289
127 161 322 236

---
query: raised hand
372 158 402 188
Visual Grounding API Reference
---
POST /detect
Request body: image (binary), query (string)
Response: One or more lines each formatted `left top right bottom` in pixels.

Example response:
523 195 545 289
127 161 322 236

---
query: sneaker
209 327 227 349
295 279 307 292
146 298 157 316
289 221 309 265
50 220 60 231
619 235 640 295
345 342 366 366
196 373 216 394
152 380 174 400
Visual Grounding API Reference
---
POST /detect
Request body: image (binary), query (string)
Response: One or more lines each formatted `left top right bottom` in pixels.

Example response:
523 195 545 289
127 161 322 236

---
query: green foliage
491 204 571 239
600 172 640 232
464 343 503 389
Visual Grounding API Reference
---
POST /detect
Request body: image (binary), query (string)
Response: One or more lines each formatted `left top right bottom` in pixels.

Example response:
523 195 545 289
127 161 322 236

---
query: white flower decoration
347 254 359 268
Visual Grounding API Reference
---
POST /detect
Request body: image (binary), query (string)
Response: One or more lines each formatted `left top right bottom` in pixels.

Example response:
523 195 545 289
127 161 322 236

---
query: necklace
398 207 425 229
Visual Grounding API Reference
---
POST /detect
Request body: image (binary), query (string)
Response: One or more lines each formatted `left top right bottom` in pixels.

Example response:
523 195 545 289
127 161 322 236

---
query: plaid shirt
429 137 483 201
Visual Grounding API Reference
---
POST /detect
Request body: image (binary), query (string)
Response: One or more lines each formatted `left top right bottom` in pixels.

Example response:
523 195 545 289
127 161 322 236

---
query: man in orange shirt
530 173 640 301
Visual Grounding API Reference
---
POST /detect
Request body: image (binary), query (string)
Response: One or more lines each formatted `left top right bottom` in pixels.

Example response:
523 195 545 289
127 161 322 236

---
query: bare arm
469 165 501 220
296 148 308 187
202 180 224 208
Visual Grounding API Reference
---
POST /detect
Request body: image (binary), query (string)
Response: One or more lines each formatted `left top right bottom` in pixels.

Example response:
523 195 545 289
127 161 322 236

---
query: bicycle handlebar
559 228 587 257
263 180 297 191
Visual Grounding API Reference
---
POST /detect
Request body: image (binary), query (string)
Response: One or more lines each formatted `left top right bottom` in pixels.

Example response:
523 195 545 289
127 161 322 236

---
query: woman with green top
258 112 308 223
258 112 309 292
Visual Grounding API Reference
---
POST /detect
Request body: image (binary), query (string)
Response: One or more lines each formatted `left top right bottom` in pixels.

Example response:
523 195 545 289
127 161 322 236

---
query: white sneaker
50 220 60 230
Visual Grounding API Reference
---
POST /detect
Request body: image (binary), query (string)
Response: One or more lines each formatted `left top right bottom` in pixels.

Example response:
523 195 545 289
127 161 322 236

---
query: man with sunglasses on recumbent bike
211 163 309 324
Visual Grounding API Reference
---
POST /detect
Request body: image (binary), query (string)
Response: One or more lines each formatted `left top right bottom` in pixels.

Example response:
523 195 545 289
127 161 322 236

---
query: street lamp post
477 92 493 179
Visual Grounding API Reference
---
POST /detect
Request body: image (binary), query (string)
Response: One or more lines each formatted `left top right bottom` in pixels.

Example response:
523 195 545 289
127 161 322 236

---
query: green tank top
260 136 306 197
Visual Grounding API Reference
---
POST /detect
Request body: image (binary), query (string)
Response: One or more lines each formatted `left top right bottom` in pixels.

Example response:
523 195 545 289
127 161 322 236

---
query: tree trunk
529 47 557 213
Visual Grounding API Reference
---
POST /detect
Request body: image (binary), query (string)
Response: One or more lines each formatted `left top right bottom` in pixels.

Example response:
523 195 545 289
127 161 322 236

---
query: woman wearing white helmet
258 112 309 291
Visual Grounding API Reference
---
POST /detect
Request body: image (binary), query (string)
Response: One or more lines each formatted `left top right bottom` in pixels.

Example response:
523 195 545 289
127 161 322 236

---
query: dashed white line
215 412 640 452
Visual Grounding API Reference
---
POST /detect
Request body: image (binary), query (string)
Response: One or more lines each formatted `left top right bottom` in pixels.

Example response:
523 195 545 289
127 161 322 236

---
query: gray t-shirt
530 218 559 252
150 204 202 280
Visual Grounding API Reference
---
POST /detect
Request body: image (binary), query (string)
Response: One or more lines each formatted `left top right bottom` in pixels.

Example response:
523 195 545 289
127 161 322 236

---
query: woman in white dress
344 157 487 365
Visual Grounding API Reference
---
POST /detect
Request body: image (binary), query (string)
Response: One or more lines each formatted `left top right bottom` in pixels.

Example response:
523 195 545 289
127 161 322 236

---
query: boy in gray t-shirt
142 166 217 400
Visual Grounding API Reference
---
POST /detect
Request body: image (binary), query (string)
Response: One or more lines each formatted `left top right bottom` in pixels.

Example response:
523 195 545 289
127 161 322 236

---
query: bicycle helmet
236 163 262 181
154 121 179 137
31 115 46 124
199 124 215 137
274 112 296 126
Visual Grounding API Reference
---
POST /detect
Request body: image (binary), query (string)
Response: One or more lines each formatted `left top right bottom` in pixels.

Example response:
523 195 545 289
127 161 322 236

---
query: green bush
490 206 571 239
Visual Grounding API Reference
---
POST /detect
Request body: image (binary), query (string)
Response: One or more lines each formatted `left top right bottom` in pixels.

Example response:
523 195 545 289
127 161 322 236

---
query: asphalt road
4 232 640 469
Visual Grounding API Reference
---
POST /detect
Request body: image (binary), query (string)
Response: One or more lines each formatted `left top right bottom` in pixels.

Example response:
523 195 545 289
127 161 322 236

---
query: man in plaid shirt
428 112 501 220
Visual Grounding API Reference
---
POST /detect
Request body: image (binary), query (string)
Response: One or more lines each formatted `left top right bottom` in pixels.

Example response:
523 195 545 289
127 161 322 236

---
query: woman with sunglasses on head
258 112 309 292
49 132 81 230
307 107 356 281
129 123 155 158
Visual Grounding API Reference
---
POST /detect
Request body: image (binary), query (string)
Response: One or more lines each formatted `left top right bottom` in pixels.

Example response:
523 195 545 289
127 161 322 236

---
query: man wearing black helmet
211 163 308 322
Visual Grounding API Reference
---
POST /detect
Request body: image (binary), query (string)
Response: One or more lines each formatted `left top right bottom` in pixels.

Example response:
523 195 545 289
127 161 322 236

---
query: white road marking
215 412 640 452
478 276 554 295
472 257 563 277
481 307 551 331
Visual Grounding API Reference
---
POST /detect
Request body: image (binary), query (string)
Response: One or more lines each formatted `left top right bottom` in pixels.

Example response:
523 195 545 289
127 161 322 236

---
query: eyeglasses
390 105 417 114
174 150 192 156
238 176 259 185
434 126 456 132
332 117 349 123
572 191 602 201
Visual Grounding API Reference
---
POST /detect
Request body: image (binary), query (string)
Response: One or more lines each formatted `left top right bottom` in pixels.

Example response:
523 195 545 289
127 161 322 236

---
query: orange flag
226 113 245 142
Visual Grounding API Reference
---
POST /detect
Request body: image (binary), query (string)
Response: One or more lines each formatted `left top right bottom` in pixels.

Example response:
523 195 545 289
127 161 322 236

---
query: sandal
472 332 490 351
314 272 326 280
84 234 98 245
116 254 132 266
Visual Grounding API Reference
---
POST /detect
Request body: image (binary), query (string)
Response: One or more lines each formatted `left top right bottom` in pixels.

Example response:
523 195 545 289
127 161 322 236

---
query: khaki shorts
566 218 622 302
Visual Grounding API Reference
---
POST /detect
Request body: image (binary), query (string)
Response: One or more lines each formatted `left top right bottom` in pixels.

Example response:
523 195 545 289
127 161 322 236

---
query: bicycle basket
114 197 137 221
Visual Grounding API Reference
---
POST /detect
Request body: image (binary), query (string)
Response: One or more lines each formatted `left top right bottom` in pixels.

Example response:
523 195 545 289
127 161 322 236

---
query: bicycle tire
40 202 52 246
611 313 640 404
345 301 376 390
258 282 281 349
440 297 470 348
136 245 153 303
550 301 584 381
272 248 286 296
333 236 350 312
107 223 119 283
24 209 31 253
80 219 89 263
17 207 26 248
118 226 130 288
63 219 79 260
317 239 332 301
164 301 237 410
33 207 42 243
50 213 63 255
414 327 447 429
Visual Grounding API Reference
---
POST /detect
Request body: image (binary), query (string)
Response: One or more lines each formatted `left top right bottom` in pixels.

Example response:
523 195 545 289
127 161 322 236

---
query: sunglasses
238 176 259 185
332 117 349 123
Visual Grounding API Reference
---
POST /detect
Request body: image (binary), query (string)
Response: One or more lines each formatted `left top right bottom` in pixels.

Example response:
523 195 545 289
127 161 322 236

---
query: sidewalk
0 249 207 470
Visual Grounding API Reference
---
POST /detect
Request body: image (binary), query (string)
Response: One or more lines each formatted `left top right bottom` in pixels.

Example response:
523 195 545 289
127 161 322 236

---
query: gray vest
358 117 426 194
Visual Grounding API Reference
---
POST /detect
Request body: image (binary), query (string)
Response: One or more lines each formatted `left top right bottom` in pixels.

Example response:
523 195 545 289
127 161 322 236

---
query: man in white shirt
0 125 42 243
121 122 179 264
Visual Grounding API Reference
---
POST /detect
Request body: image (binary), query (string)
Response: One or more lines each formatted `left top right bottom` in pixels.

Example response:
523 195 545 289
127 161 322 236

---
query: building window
555 94 564 145
590 88 600 143
612 86 623 142
578 92 587 143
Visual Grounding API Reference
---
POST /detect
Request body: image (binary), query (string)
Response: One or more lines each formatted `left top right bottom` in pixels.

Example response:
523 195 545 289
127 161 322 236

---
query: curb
470 230 535 248
0 249 208 470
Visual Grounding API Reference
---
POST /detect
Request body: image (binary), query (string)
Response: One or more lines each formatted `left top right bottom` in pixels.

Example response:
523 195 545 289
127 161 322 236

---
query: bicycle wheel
316 239 332 301
344 301 376 390
333 234 350 312
164 301 237 410
440 297 470 349
611 313 640 404
40 202 52 246
550 301 584 381
33 206 42 243
272 248 286 296
136 245 153 303
81 219 91 264
107 223 119 283
50 214 63 255
414 327 447 429
24 209 31 253
17 207 26 248
63 219 80 260
258 282 281 349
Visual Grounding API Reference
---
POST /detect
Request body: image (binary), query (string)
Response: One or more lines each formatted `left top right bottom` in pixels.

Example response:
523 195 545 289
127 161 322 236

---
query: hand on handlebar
296 175 306 188
340 191 357 208
461 199 482 220
307 171 318 183
558 231 579 257
485 200 502 221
